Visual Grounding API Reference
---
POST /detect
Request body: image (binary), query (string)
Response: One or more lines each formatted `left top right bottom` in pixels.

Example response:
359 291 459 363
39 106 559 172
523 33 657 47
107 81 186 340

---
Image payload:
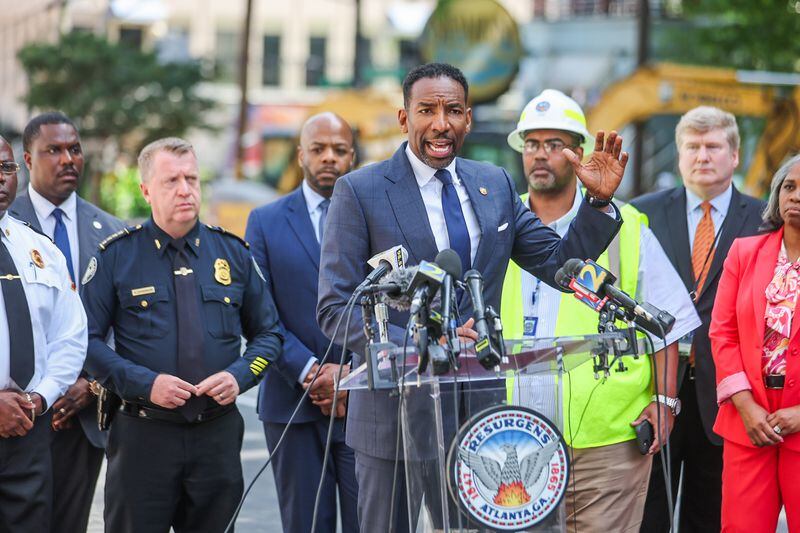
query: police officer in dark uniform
82 137 283 533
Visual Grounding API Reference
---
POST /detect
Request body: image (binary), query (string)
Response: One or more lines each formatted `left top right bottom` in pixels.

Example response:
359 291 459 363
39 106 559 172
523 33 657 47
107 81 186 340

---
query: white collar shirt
405 144 481 266
302 179 329 243
28 184 80 278
0 214 87 409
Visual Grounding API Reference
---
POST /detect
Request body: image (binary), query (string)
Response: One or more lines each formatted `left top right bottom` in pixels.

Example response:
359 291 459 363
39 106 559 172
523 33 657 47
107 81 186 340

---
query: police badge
214 258 232 285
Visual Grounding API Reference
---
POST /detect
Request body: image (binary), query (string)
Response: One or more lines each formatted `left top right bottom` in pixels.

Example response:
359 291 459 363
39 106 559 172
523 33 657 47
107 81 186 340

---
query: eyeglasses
522 140 574 155
0 161 20 175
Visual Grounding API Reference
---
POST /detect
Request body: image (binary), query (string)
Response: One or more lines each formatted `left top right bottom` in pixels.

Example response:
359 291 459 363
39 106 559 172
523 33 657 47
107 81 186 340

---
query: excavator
585 62 800 197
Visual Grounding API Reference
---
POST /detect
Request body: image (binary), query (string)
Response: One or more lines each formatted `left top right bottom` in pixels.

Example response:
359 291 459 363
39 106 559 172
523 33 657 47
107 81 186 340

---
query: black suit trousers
51 422 104 533
641 374 723 533
0 412 53 533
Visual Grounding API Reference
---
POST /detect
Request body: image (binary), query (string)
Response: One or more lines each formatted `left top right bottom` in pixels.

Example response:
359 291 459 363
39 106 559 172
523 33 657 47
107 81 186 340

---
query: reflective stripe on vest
501 196 651 448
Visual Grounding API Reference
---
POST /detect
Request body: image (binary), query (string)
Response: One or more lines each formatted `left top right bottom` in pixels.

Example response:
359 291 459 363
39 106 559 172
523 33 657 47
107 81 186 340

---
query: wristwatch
584 191 612 208
652 394 681 416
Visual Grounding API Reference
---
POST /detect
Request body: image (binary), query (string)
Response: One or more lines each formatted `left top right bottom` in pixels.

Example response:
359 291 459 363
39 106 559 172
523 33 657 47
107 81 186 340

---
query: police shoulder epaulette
205 224 250 249
98 224 143 251
18 220 54 243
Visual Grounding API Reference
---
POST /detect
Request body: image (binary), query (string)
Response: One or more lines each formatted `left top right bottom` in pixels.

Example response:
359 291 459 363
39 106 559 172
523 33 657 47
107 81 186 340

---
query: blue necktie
52 208 75 283
435 169 471 271
318 199 331 243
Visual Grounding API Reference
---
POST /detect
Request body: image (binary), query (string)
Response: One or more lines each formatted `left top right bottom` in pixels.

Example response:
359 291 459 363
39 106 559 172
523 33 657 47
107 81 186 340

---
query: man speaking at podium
317 62 628 533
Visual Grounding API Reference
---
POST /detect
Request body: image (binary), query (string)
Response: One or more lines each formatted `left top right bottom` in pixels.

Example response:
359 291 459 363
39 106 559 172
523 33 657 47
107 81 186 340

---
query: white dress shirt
0 214 87 409
28 185 80 278
405 145 482 265
519 185 701 347
302 179 329 243
686 183 732 253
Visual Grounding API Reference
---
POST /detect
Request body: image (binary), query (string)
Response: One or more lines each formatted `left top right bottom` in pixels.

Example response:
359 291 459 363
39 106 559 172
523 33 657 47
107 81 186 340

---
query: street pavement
88 387 284 532
85 388 788 533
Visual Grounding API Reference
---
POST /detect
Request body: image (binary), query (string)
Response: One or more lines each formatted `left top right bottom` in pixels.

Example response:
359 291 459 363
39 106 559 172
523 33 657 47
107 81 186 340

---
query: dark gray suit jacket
317 143 622 460
10 190 125 448
632 186 764 445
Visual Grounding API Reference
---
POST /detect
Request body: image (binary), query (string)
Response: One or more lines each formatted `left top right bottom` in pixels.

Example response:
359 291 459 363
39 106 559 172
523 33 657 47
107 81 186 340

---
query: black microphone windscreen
563 258 586 276
554 268 575 293
435 249 463 280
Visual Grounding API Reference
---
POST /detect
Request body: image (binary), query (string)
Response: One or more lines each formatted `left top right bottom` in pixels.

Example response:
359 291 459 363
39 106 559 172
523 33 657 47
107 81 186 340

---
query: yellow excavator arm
586 62 800 196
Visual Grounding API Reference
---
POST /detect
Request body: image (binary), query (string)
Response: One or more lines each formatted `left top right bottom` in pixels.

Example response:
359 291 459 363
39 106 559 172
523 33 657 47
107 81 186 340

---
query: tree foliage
17 31 216 213
18 31 215 162
663 0 800 72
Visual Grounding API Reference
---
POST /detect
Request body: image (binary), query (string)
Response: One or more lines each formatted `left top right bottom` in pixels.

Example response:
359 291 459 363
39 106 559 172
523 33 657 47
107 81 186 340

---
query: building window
262 35 281 86
157 27 191 63
215 30 238 82
398 39 419 78
306 36 327 87
119 27 143 50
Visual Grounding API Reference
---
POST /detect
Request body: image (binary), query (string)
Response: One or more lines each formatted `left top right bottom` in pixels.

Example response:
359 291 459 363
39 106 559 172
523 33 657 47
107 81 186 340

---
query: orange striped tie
692 201 716 297
688 202 714 367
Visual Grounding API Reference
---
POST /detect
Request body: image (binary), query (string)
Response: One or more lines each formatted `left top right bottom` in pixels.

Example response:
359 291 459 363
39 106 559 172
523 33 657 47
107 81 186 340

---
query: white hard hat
507 89 592 154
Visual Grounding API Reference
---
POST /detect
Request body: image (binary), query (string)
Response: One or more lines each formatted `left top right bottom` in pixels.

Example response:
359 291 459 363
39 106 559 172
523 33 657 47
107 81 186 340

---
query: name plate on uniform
131 286 156 297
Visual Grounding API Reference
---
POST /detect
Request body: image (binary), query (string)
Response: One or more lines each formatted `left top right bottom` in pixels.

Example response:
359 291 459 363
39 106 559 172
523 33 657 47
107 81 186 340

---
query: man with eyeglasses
0 135 88 532
500 90 700 531
9 112 124 533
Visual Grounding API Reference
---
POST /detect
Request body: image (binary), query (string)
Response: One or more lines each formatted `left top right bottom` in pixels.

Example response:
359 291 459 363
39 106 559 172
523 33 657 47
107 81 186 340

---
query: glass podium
339 333 629 532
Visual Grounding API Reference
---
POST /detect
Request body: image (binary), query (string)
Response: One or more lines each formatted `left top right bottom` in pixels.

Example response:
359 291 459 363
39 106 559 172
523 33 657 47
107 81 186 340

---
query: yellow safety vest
501 195 651 449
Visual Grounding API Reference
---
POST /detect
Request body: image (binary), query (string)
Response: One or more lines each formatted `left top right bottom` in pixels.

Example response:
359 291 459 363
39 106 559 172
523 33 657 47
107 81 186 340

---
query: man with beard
10 112 124 533
500 90 700 531
245 112 358 533
0 135 87 532
317 64 630 532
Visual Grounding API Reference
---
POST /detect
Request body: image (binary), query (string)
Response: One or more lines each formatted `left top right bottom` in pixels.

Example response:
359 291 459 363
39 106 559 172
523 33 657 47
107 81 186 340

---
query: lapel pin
93 220 103 229
479 187 488 196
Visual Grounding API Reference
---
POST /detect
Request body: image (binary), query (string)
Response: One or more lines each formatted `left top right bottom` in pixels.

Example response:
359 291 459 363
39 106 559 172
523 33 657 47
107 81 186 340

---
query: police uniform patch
448 406 569 530
82 257 98 285
252 257 266 282
214 258 232 285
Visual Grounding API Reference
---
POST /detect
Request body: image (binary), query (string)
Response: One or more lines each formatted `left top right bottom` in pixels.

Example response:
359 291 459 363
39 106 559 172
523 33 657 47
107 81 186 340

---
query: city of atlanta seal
447 406 569 531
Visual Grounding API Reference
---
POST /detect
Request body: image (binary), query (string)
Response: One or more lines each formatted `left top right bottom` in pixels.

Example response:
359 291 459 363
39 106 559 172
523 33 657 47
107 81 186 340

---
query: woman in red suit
711 153 800 532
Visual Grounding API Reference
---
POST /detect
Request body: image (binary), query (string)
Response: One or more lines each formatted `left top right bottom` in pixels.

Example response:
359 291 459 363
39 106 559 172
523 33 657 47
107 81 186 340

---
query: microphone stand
361 293 381 390
593 301 639 379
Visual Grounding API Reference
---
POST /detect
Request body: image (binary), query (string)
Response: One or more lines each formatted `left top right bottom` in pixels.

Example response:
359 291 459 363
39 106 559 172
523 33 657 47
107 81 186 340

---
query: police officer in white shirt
0 136 87 532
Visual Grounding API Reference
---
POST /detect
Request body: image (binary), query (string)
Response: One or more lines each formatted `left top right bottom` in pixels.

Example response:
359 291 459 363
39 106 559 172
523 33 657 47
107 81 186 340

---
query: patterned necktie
0 239 35 389
52 208 75 283
171 239 207 420
435 169 471 272
692 201 716 298
318 199 330 243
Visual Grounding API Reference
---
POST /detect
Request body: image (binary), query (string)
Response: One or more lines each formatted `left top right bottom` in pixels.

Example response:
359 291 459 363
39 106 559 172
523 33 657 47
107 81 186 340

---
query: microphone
463 269 502 369
407 261 447 316
435 249 463 359
554 267 575 293
564 259 675 336
374 266 418 311
358 245 409 289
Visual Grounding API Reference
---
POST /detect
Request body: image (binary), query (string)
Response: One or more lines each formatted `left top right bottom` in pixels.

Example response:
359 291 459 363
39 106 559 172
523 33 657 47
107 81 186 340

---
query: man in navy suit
10 112 124 533
246 113 359 533
317 63 630 532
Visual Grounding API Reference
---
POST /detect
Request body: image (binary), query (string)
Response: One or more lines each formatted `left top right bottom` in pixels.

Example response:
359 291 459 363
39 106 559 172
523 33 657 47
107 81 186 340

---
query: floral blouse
763 243 800 376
